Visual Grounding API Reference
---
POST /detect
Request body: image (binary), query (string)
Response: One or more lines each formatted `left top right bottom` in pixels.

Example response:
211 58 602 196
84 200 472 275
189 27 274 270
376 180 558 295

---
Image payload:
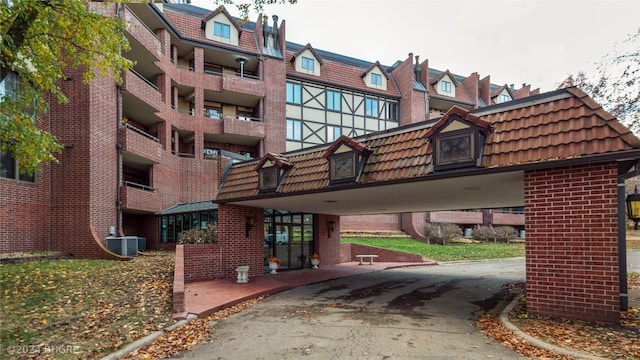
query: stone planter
268 262 278 274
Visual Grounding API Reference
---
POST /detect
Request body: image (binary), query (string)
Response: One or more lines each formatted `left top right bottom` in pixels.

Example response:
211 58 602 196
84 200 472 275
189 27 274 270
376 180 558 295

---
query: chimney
272 15 279 50
414 55 421 81
262 15 269 47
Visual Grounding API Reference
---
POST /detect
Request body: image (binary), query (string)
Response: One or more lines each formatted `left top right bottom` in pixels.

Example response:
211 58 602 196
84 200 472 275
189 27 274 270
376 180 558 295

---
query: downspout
115 3 123 236
618 177 629 311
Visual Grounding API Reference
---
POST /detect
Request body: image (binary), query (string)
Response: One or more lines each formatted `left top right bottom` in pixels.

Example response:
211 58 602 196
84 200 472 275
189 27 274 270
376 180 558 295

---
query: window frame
433 128 480 171
441 80 452 93
327 125 341 142
286 82 302 104
213 21 231 39
329 151 357 183
371 73 383 86
365 97 379 118
0 147 34 182
301 56 315 71
259 167 278 191
286 119 302 141
326 90 341 111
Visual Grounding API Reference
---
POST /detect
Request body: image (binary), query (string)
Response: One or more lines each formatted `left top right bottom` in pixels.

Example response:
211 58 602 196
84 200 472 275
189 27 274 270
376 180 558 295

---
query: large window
365 97 378 118
160 210 218 243
286 82 301 104
0 147 34 182
326 90 341 111
286 119 301 140
214 22 230 38
301 57 315 71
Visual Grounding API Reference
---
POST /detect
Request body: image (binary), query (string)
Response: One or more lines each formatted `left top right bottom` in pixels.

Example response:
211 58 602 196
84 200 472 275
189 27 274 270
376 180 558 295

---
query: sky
190 0 640 92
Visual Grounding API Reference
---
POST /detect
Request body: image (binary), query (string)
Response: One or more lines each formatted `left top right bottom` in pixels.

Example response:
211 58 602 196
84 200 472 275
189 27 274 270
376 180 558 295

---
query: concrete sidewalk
177 261 436 319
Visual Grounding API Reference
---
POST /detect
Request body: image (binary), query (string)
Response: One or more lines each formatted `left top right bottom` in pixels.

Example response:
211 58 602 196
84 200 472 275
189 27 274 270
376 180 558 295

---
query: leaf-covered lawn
341 237 525 262
0 252 175 359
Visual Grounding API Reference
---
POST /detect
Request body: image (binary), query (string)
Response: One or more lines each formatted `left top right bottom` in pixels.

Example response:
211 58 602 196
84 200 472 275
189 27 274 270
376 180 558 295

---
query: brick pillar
316 214 341 265
217 204 264 279
525 162 620 323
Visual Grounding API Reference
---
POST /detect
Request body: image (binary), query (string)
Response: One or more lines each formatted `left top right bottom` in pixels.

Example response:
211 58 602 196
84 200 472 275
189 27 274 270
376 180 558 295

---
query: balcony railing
130 68 158 91
124 181 155 192
124 123 159 142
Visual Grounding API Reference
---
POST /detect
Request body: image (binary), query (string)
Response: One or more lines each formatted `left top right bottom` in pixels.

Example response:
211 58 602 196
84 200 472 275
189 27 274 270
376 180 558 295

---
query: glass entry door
263 211 314 272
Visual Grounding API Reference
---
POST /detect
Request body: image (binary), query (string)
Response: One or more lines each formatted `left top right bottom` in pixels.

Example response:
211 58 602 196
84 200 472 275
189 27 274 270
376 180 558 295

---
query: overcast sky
191 0 640 92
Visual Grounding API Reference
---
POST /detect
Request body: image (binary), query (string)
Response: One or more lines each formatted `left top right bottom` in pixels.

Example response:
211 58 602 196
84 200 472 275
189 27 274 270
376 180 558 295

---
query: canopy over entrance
215 87 640 323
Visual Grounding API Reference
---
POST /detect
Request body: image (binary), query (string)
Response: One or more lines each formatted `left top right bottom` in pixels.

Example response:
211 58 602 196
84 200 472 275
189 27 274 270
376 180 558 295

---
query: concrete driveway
175 258 527 359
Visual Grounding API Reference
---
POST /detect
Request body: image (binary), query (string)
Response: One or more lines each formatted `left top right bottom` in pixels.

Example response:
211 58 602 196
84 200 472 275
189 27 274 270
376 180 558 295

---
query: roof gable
291 43 324 65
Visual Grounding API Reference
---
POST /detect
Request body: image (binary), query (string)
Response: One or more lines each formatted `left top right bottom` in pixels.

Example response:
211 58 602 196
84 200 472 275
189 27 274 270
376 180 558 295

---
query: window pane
365 98 378 118
326 90 340 111
301 57 314 71
0 149 16 179
214 22 230 38
287 119 301 140
286 82 301 104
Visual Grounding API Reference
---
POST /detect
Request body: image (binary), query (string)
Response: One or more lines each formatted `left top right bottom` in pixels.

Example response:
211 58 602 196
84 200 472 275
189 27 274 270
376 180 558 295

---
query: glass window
441 80 452 93
301 57 314 71
286 119 301 140
326 90 341 111
437 133 473 165
327 126 341 142
386 102 398 120
205 106 221 119
365 98 378 118
260 167 278 190
286 82 301 104
0 146 34 182
371 73 382 85
499 94 511 103
330 152 356 181
214 21 231 39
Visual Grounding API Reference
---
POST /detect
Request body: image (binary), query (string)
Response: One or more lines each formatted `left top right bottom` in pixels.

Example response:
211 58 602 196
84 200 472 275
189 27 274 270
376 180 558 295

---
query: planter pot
310 258 320 269
236 265 249 284
268 262 278 274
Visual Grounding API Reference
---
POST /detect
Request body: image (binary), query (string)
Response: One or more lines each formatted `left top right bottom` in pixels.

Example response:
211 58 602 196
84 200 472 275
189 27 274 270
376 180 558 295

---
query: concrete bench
356 254 378 265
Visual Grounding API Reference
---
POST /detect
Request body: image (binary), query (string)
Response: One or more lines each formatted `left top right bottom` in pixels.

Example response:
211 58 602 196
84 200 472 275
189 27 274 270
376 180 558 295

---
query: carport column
316 214 341 265
217 204 264 279
524 163 620 323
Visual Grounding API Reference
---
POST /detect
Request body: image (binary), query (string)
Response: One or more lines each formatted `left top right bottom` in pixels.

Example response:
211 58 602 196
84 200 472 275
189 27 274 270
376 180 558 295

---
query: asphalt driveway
174 258 528 359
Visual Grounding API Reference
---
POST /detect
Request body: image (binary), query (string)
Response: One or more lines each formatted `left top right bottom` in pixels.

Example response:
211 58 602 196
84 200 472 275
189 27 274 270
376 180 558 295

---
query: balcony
120 125 162 163
427 211 483 224
222 71 264 98
121 183 160 213
122 69 162 112
123 5 161 59
488 212 525 226
223 115 265 140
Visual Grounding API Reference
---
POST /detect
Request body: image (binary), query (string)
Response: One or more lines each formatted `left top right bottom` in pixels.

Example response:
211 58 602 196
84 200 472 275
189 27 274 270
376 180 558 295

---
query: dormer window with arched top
323 135 371 185
256 153 292 193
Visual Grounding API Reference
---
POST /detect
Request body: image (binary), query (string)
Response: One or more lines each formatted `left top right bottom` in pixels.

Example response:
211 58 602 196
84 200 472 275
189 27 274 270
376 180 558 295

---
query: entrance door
263 211 314 272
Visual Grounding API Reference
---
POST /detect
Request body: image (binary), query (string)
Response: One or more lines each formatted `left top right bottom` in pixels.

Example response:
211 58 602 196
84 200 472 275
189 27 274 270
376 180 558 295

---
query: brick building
1 2 538 255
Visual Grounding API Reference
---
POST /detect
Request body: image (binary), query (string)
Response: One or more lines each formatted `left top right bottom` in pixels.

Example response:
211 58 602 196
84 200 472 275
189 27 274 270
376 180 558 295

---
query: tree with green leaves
0 0 132 175
214 0 297 22
559 28 639 134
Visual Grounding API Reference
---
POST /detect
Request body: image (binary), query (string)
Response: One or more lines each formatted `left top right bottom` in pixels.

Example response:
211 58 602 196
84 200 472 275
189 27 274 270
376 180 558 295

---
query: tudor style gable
323 135 372 184
431 69 458 97
255 153 292 193
201 7 242 46
425 106 490 171
291 43 323 76
362 61 389 90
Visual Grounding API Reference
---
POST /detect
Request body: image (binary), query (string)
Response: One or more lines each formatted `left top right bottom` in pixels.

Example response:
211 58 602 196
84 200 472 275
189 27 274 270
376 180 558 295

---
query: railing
124 5 158 39
124 181 155 191
130 68 158 91
177 63 194 72
124 123 159 142
172 105 194 115
177 152 195 158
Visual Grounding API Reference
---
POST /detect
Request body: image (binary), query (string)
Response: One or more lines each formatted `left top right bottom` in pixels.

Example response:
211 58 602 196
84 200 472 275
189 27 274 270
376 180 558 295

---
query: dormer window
498 94 511 103
324 135 372 185
301 57 314 71
256 153 292 193
214 21 230 39
426 107 490 171
362 61 388 89
431 70 457 97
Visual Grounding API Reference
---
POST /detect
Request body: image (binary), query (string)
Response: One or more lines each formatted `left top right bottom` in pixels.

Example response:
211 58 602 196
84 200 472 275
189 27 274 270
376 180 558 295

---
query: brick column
217 204 264 278
525 162 620 323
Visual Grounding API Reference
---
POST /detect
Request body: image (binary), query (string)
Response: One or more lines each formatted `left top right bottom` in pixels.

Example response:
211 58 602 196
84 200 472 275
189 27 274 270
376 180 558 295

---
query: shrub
424 222 462 245
472 225 518 243
177 223 218 244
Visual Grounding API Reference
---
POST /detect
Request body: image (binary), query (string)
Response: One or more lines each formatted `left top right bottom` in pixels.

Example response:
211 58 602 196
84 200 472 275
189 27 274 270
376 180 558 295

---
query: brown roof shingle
217 88 640 201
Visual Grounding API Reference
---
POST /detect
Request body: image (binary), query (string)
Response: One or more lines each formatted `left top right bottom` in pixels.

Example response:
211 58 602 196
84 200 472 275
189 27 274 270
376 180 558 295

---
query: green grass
341 237 526 262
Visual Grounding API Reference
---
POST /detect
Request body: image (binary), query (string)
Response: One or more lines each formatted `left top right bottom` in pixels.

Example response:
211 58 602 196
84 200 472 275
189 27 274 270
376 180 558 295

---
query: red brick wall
217 204 264 279
316 214 341 265
525 163 620 323
341 214 402 231
182 243 220 283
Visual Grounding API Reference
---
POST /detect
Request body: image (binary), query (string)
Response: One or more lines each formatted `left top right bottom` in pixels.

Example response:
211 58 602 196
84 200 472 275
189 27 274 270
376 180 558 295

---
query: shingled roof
217 87 640 202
